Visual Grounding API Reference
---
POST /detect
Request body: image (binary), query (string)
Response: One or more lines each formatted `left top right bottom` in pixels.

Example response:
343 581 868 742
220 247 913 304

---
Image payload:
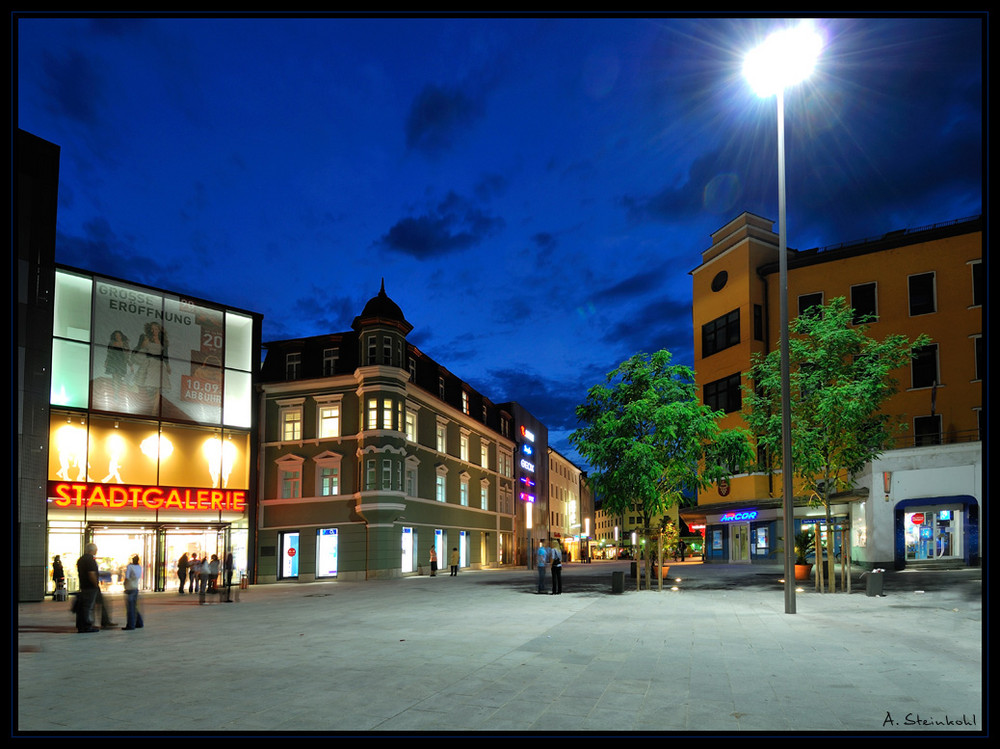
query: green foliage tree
570 350 755 590
743 297 930 591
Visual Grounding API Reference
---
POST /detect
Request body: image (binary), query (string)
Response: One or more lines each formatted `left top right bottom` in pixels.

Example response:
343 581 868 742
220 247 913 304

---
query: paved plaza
16 560 983 735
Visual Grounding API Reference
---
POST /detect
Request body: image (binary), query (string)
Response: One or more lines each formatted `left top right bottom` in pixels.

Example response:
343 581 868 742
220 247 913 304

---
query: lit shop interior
46 269 259 593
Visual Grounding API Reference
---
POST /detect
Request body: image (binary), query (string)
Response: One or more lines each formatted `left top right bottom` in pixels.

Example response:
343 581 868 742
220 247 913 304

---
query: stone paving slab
15 561 984 735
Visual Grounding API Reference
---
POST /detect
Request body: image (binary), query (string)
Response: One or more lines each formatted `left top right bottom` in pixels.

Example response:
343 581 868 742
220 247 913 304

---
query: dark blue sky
15 14 984 465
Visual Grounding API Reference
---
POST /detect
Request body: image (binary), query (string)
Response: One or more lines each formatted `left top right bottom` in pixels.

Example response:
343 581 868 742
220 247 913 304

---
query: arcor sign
50 481 247 512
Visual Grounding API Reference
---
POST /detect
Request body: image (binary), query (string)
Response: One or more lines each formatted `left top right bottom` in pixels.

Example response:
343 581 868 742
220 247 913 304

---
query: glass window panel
85 416 161 487
51 338 91 409
157 425 224 489
53 270 92 342
223 370 252 429
48 413 90 482
225 312 254 372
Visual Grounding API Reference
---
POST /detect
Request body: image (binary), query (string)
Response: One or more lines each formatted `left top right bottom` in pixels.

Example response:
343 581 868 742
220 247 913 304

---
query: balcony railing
887 428 981 450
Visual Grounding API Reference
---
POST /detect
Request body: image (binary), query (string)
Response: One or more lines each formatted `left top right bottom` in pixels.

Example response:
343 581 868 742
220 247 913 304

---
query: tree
571 350 755 590
743 297 930 591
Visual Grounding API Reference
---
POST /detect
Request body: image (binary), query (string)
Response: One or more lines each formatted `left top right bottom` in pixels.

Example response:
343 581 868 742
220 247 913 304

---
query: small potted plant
794 529 815 581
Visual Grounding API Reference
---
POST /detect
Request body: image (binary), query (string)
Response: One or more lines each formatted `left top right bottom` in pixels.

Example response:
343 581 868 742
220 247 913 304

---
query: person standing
550 540 563 595
75 543 101 633
449 547 460 576
122 554 144 630
536 540 548 594
188 553 200 594
177 552 189 594
429 547 438 576
52 555 65 600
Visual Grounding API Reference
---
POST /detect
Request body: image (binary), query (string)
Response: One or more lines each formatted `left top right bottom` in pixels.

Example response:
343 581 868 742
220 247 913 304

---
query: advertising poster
90 279 225 425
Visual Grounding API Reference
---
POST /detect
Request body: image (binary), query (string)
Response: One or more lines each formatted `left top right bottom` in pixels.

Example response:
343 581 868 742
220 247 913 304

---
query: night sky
15 14 984 465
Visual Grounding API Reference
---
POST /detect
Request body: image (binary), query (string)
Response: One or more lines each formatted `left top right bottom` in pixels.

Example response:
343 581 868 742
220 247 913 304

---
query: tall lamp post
744 22 822 615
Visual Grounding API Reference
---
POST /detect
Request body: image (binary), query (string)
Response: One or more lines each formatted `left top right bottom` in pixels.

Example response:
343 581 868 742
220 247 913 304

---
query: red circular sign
911 513 925 525
287 548 297 557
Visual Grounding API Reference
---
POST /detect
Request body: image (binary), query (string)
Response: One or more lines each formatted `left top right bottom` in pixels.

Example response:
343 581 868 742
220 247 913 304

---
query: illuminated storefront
45 268 261 593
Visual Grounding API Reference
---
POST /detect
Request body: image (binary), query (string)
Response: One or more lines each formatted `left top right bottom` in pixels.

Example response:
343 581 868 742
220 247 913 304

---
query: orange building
684 213 982 569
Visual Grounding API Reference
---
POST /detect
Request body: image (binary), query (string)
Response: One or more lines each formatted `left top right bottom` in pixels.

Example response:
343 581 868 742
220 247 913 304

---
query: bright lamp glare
744 22 823 97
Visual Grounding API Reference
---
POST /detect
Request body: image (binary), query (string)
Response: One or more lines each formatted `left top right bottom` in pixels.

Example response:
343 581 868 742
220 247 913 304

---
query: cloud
375 191 504 259
40 49 105 125
405 84 485 157
56 217 181 288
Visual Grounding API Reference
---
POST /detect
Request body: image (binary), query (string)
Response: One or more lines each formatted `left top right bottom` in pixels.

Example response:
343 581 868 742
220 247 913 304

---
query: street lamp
744 21 822 615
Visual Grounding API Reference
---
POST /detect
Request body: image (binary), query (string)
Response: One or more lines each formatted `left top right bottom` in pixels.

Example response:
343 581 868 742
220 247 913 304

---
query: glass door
730 523 750 563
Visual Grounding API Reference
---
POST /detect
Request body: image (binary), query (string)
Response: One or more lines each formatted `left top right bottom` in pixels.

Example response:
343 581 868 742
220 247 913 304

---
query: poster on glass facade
90 279 225 424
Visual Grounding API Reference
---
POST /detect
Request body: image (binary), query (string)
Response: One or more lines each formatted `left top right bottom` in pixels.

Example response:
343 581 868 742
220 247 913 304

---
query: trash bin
630 561 637 578
865 569 885 597
612 571 625 594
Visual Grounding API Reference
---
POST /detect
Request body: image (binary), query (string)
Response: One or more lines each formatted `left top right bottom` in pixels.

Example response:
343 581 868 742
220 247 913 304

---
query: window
911 344 939 389
460 474 470 506
383 336 392 365
279 403 303 442
798 292 823 318
462 391 470 414
436 420 447 453
480 441 489 468
850 282 878 324
365 459 376 491
438 376 446 400
974 335 983 381
280 469 300 498
460 433 469 462
322 348 339 376
971 261 982 307
276 455 304 499
319 466 339 496
382 459 393 490
285 353 301 380
367 336 377 365
704 373 742 414
408 357 417 382
317 403 341 439
383 399 393 431
480 480 489 510
908 272 936 316
753 304 764 342
702 309 740 357
435 474 446 502
405 457 419 497
914 415 942 447
405 409 417 442
367 399 378 430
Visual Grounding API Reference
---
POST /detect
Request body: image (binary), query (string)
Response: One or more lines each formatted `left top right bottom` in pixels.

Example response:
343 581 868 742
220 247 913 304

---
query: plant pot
659 566 670 579
794 563 813 581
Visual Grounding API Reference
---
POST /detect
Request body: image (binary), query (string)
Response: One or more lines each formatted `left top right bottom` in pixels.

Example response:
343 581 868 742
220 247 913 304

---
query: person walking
122 554 144 630
536 540 548 594
429 547 438 577
177 552 189 594
550 540 563 595
75 543 101 633
449 547 460 576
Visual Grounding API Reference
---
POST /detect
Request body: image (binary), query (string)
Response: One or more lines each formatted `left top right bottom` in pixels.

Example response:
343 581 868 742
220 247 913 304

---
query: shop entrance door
729 523 750 563
85 527 157 592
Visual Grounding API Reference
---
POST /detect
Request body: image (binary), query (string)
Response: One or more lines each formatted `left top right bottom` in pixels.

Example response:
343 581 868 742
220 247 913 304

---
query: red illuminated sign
49 481 247 512
910 513 925 525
